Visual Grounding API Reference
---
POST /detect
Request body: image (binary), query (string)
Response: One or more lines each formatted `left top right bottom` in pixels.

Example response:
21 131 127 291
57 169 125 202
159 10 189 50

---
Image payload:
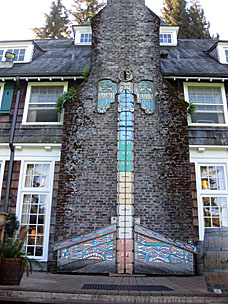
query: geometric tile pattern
137 235 191 264
135 225 197 253
59 234 114 261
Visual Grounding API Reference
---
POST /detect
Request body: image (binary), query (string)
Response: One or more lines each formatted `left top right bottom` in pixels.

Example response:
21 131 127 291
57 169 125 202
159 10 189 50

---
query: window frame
0 83 5 110
0 160 5 200
16 160 55 261
22 82 68 125
184 82 228 127
196 162 228 240
160 33 172 45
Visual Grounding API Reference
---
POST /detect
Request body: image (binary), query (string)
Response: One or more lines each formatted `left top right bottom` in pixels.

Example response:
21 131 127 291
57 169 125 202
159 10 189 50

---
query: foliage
70 0 105 25
162 0 213 39
56 87 79 113
187 102 196 115
82 65 90 78
33 0 70 39
0 214 42 277
5 213 19 238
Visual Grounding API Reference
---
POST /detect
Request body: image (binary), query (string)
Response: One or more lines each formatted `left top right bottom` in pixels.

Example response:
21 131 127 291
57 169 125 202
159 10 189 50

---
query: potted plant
0 213 41 285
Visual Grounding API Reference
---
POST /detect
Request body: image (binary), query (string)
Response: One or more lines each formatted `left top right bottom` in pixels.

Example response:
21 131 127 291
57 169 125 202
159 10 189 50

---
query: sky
0 0 227 41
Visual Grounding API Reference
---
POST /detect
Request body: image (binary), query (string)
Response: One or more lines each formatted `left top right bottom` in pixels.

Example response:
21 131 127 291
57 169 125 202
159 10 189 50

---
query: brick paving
0 273 227 303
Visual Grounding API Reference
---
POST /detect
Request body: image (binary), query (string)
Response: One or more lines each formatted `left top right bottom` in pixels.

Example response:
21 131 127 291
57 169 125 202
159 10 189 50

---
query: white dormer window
72 25 92 45
159 26 179 46
215 42 228 64
0 41 34 63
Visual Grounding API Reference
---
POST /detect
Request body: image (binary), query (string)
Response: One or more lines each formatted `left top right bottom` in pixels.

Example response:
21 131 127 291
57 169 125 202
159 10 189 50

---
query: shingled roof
0 38 228 78
161 39 228 77
0 39 90 77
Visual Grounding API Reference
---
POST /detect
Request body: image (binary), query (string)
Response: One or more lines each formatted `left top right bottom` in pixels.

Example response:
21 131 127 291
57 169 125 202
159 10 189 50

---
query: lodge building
0 0 228 275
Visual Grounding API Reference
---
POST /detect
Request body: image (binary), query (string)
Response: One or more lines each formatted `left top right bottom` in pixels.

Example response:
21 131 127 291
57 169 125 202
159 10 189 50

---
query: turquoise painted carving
137 235 190 264
60 234 114 261
135 81 154 114
97 80 117 113
119 161 133 172
119 141 133 151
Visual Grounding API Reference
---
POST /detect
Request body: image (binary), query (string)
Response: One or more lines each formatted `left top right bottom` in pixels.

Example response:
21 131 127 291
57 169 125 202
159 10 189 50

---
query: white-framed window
225 50 228 63
159 26 179 46
160 33 172 44
0 42 34 63
5 49 26 62
80 33 92 43
0 160 5 200
22 82 67 125
196 162 228 240
0 83 5 107
16 161 54 261
184 83 228 126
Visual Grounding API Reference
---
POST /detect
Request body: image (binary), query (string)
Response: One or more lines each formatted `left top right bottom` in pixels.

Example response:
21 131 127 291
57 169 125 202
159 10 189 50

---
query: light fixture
5 51 15 61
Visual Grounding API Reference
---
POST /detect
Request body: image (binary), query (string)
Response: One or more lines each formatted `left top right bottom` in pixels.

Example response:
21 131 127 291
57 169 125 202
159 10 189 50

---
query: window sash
185 84 227 125
24 84 65 124
17 161 53 261
160 33 172 44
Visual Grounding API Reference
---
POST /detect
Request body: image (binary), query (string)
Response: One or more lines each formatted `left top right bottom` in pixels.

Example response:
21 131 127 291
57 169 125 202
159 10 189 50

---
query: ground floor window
17 161 54 261
196 162 228 239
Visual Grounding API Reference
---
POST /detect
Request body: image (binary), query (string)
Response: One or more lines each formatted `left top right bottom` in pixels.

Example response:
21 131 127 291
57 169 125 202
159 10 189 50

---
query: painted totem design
97 70 154 274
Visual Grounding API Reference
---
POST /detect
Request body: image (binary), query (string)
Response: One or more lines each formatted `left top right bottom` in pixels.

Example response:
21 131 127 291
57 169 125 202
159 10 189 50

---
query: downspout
4 76 21 212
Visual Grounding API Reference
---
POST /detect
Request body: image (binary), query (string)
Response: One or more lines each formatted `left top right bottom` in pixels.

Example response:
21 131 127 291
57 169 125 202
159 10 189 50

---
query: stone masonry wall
55 0 194 244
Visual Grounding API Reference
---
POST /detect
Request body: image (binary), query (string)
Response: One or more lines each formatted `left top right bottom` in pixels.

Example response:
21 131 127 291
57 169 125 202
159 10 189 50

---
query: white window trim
159 26 179 46
194 160 228 240
0 160 5 200
184 82 228 127
0 82 5 108
0 41 34 63
16 159 55 262
22 82 68 126
73 26 92 45
217 43 228 64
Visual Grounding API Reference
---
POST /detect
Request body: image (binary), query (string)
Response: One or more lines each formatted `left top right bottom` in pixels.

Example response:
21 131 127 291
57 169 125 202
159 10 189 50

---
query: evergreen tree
33 0 70 39
70 0 105 25
162 0 212 39
188 0 211 38
162 0 190 38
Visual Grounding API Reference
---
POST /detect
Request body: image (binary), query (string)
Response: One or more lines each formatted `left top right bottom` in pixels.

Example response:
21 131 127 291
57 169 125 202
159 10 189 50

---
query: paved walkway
0 273 227 303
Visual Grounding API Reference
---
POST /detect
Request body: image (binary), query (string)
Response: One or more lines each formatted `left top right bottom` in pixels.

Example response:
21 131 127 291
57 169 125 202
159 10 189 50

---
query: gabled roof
0 39 90 77
1 38 228 78
160 39 228 77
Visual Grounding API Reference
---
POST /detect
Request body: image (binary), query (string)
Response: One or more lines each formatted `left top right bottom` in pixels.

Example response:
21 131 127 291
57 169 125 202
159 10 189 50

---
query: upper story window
225 50 228 63
80 33 92 43
159 26 179 46
160 33 172 44
184 83 228 126
22 82 68 125
0 41 34 63
5 49 26 62
73 25 92 45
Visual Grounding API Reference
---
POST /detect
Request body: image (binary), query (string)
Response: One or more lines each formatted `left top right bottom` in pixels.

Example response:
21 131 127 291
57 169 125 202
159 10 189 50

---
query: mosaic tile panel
137 235 190 264
97 80 117 113
60 234 114 261
135 225 196 253
135 80 154 114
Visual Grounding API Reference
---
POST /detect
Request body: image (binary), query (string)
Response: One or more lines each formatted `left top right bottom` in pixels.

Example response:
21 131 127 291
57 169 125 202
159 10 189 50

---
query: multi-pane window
186 85 226 124
225 50 228 63
160 33 172 44
80 33 92 43
24 84 66 123
19 163 52 259
0 50 3 61
199 165 228 230
5 49 26 62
